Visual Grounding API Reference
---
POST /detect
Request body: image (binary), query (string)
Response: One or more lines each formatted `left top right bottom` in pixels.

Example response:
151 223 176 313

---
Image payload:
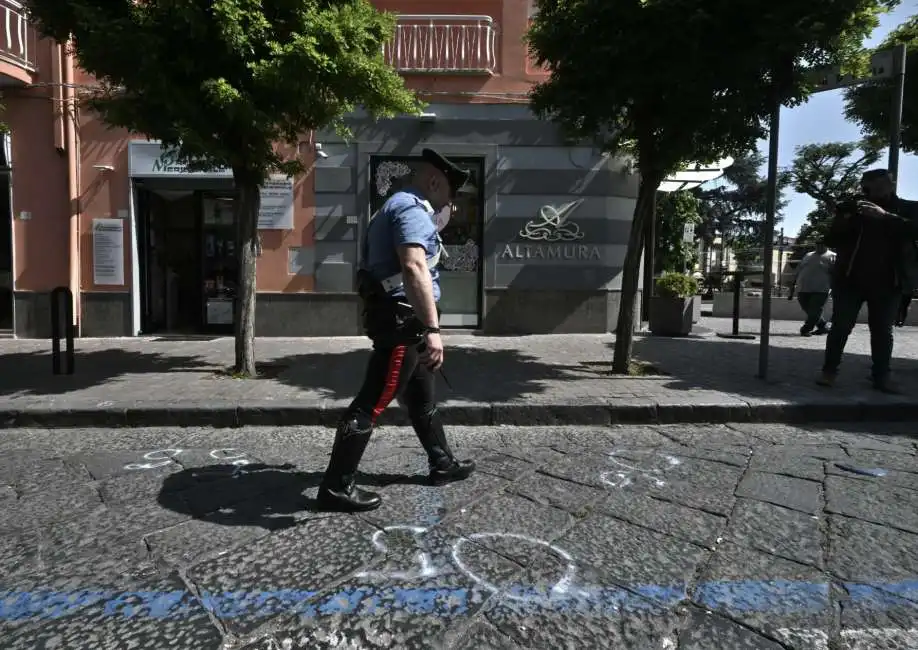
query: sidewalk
1 317 917 427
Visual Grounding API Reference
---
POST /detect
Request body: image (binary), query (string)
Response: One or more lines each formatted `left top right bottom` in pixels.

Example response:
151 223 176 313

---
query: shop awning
658 157 734 192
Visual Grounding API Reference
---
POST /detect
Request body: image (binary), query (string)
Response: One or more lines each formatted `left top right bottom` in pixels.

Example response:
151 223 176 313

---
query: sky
760 1 918 238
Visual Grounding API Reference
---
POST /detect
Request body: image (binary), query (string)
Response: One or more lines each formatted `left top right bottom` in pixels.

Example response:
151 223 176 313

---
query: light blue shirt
362 188 441 302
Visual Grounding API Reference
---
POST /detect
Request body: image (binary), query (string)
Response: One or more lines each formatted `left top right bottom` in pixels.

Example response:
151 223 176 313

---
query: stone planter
649 296 694 336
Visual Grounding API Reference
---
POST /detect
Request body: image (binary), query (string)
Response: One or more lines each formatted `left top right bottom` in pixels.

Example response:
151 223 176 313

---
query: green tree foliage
785 138 885 247
527 0 894 373
694 151 789 265
26 0 419 376
654 191 701 274
844 15 918 153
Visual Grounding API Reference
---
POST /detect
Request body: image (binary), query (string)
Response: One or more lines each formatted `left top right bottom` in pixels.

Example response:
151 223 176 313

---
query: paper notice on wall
258 174 294 230
92 218 124 286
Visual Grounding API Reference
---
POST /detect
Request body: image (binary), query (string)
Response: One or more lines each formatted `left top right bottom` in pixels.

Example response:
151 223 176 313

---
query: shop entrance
135 182 238 335
368 155 485 328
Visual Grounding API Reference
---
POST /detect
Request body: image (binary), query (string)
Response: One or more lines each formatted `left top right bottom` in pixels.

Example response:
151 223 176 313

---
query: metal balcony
0 0 35 75
385 15 498 75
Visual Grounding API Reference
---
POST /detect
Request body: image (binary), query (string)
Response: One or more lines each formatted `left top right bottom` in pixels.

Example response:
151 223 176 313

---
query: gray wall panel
496 195 636 221
497 146 605 170
314 241 358 292
495 168 636 197
314 167 354 194
314 193 357 218
491 265 624 290
314 215 358 242
321 119 567 147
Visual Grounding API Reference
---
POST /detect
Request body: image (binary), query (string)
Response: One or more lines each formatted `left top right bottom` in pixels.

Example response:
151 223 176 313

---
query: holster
357 270 427 346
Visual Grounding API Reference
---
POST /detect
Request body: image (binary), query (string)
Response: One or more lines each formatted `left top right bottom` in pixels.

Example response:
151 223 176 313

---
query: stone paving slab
3 318 918 427
1 422 917 648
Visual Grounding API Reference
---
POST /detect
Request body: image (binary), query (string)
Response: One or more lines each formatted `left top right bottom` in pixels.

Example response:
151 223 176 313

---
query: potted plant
650 272 699 336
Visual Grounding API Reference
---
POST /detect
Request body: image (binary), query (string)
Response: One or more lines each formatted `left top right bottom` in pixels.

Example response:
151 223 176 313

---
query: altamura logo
499 199 601 261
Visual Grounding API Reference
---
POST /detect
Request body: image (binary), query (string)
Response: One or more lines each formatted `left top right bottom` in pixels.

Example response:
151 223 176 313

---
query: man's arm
396 244 439 329
391 205 439 329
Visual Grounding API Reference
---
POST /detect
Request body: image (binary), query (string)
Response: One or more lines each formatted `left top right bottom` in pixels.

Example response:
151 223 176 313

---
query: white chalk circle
209 448 251 466
451 532 577 602
124 448 183 471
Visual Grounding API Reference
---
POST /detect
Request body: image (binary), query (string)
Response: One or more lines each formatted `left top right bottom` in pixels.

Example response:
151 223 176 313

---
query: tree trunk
612 174 661 374
233 173 260 377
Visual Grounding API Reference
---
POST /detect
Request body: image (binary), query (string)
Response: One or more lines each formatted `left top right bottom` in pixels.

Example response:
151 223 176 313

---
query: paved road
1 422 917 649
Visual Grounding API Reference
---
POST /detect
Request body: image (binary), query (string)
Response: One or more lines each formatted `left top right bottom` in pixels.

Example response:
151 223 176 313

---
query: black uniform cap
421 148 470 199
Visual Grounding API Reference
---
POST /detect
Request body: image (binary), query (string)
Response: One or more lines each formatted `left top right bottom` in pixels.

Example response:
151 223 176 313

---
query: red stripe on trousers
371 345 406 421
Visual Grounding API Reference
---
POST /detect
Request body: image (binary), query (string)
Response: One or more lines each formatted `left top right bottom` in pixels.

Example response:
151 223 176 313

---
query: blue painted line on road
1 579 916 622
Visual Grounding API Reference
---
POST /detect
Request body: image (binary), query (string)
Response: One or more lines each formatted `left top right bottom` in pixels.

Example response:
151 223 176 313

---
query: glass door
201 195 238 333
368 155 484 329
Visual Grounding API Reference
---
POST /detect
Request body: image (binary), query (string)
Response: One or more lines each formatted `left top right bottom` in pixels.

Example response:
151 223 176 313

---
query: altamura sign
499 199 601 261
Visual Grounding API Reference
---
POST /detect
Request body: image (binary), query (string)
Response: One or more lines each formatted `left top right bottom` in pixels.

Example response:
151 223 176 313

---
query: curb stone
2 399 918 428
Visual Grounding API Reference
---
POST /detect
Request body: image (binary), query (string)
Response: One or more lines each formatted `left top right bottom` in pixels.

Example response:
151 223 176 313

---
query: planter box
649 296 693 336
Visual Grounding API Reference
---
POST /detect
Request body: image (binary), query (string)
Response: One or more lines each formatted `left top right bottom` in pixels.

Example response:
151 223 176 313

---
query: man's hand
420 331 444 370
857 200 888 219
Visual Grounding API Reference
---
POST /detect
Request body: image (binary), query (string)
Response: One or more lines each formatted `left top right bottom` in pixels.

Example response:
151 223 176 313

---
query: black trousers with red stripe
351 341 436 426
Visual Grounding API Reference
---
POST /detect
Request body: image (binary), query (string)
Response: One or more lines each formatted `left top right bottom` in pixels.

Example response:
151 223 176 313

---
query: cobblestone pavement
1 319 918 425
1 422 917 648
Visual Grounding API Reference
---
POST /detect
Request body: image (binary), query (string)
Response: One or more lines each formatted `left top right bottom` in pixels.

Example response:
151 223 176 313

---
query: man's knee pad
340 410 374 437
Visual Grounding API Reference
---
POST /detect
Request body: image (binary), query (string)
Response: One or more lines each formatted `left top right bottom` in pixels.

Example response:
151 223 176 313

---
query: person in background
788 241 834 336
896 291 914 327
818 168 918 393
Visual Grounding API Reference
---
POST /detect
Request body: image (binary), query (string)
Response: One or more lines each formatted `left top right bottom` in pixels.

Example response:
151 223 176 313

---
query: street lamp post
889 44 907 187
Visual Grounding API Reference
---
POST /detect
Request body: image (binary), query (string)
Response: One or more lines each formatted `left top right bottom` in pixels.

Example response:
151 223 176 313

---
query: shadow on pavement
157 463 427 530
274 347 575 402
630 334 918 396
0 348 218 398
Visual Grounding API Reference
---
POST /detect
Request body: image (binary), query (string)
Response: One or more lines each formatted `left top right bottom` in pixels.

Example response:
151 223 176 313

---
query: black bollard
716 271 756 340
50 286 75 375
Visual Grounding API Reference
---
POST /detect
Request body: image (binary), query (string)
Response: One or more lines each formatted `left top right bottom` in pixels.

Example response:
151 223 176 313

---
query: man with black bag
818 168 918 393
316 148 476 513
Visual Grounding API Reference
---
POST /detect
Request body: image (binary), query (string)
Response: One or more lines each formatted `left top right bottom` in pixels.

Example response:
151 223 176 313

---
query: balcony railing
384 15 498 75
0 0 35 72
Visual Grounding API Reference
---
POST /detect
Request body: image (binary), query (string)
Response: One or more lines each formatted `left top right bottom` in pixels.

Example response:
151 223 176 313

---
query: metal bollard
716 271 756 340
50 286 75 375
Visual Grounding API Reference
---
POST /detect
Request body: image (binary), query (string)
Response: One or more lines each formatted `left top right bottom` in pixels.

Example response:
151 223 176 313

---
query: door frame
366 154 486 329
0 133 13 332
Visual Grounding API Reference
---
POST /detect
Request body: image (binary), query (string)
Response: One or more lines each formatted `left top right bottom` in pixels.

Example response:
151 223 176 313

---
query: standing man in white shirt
788 241 835 336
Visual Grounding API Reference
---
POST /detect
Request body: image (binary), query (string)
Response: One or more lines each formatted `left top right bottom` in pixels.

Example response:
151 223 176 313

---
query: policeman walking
317 148 476 513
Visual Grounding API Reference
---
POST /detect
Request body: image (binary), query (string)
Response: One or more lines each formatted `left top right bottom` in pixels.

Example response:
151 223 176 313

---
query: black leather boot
316 414 381 512
410 407 475 486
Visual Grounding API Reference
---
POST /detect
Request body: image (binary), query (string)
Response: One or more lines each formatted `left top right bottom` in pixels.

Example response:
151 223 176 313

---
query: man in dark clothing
818 168 918 392
316 148 475 513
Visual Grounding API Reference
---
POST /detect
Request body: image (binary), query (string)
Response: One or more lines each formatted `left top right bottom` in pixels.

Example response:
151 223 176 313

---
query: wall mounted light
314 142 329 159
419 112 437 122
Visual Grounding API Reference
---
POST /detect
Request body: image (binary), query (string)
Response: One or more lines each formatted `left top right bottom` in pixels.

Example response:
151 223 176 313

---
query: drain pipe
62 42 80 334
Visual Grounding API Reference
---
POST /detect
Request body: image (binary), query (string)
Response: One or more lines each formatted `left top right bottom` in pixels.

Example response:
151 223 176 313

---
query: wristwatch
425 326 441 334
